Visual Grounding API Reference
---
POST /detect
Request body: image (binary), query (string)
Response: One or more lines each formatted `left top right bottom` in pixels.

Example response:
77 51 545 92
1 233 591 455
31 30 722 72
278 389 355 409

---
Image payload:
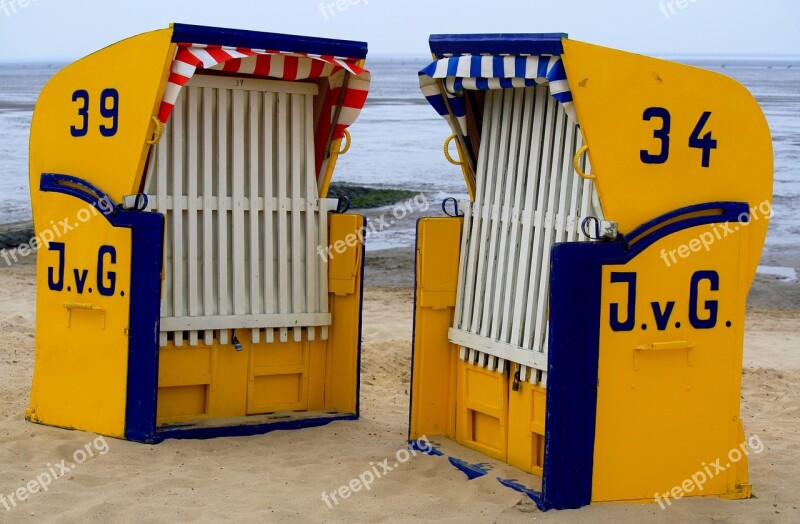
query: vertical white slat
554 115 578 245
578 137 595 241
186 87 200 347
262 92 276 344
566 125 583 243
510 86 548 348
452 198 473 328
232 89 247 320
217 87 230 345
490 87 525 342
276 92 291 343
156 124 170 348
521 96 559 351
318 197 330 341
171 92 186 348
202 87 215 345
500 87 535 343
290 93 305 342
531 104 567 352
303 94 319 342
479 88 514 338
248 90 262 344
458 91 495 333
469 90 504 335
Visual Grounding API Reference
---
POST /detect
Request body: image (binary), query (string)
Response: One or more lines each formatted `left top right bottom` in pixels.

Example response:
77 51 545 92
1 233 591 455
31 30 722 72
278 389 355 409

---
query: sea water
1 57 797 254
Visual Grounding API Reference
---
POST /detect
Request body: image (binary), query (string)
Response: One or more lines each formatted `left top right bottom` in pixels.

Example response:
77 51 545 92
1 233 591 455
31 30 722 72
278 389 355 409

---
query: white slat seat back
144 74 337 348
449 85 601 387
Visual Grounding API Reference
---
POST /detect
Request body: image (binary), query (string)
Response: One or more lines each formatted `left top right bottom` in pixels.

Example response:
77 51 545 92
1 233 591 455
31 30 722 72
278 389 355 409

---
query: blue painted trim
355 216 366 419
407 217 423 440
171 23 368 59
39 174 165 443
497 478 544 509
542 201 749 510
429 33 567 57
448 457 491 480
156 413 356 441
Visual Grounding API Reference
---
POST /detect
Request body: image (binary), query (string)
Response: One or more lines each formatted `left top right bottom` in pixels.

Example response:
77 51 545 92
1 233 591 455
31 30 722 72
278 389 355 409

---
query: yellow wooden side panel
248 338 310 414
592 223 750 502
508 382 547 476
325 213 364 413
26 192 133 438
562 38 772 286
29 28 174 217
456 362 508 462
410 217 462 440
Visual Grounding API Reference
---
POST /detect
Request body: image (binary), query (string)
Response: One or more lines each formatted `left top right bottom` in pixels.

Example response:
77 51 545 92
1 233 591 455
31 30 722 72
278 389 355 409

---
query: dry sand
0 250 798 523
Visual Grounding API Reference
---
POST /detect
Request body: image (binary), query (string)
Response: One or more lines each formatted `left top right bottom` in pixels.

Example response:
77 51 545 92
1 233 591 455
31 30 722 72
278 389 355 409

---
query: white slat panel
290 93 304 343
155 120 170 348
468 90 503 334
303 94 319 342
479 88 514 338
232 89 247 319
530 102 567 352
171 92 186 348
499 87 535 343
276 92 290 343
509 86 547 348
263 91 276 343
217 87 230 345
490 87 525 341
186 86 200 347
457 91 495 332
248 90 262 344
202 86 215 345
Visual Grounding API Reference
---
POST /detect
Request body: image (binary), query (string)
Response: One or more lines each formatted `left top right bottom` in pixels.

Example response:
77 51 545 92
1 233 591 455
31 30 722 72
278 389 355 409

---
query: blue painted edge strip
39 174 164 444
355 216 366 419
543 201 749 510
407 217 424 441
171 23 368 59
429 33 567 57
157 413 357 440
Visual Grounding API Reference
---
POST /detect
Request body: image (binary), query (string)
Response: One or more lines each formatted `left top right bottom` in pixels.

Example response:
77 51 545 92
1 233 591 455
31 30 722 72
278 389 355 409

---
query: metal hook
335 195 351 214
441 197 463 217
134 193 149 211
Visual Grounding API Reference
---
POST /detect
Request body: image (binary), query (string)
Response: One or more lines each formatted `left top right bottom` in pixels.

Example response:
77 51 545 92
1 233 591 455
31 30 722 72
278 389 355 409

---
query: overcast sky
0 0 798 61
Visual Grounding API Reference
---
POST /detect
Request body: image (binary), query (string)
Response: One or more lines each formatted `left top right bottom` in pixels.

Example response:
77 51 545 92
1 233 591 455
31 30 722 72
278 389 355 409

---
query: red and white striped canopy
159 43 371 176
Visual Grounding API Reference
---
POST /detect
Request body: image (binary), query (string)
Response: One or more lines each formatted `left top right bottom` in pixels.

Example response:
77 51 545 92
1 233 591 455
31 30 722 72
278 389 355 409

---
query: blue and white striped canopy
419 54 576 152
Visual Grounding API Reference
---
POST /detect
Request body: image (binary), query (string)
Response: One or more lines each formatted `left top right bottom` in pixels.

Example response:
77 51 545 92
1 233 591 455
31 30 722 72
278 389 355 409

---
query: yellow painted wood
26 192 133 438
562 38 772 287
508 380 547 476
410 217 462 440
592 223 750 502
29 29 174 216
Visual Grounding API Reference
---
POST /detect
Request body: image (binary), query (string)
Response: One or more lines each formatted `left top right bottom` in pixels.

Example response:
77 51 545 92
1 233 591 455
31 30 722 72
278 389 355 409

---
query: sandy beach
0 243 797 523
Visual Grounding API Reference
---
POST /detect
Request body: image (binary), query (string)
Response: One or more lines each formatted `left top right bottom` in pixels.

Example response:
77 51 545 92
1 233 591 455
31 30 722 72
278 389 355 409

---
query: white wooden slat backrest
450 86 600 386
143 75 336 348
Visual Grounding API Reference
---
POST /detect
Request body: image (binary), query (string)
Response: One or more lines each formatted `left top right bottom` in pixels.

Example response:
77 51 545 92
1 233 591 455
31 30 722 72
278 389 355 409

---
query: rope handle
443 134 465 166
573 144 596 180
337 129 352 155
146 116 165 146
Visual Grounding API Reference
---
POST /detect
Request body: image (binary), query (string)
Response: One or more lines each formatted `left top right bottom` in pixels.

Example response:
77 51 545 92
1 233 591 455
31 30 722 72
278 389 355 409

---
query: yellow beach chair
27 24 371 442
410 33 772 509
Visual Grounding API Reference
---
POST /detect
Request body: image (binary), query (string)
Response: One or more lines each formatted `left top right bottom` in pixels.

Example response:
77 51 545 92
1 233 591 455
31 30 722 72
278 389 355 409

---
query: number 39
640 107 717 168
70 88 120 138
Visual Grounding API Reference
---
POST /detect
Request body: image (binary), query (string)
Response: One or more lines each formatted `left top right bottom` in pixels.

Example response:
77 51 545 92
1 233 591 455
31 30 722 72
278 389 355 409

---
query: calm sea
1 57 798 253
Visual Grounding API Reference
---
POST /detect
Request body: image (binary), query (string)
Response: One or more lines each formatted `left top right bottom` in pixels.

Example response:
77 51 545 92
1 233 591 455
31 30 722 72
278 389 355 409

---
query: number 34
70 88 120 138
640 107 717 168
